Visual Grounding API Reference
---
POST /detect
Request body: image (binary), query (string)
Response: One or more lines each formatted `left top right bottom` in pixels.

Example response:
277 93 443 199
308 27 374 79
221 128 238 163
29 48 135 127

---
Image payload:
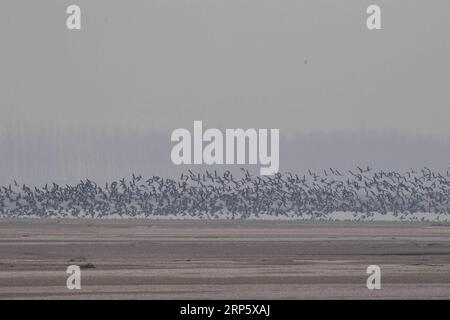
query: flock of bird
1 167 450 220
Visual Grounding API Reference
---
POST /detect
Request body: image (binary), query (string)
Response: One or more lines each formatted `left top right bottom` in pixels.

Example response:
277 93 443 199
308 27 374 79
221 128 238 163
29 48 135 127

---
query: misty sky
1 1 450 184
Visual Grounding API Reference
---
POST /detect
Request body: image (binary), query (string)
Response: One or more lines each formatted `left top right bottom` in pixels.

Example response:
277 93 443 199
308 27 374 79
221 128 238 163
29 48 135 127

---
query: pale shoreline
0 219 449 299
2 211 449 222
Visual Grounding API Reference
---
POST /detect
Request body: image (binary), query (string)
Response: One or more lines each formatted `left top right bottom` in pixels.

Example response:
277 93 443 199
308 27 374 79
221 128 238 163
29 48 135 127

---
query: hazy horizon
1 0 450 184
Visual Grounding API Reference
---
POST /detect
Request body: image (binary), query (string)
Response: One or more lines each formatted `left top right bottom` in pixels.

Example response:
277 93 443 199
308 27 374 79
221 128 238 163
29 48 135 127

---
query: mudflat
0 219 449 299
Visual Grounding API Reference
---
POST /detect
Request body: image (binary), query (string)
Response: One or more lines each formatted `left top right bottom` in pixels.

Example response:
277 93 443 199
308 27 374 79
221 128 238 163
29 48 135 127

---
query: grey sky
1 1 450 184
